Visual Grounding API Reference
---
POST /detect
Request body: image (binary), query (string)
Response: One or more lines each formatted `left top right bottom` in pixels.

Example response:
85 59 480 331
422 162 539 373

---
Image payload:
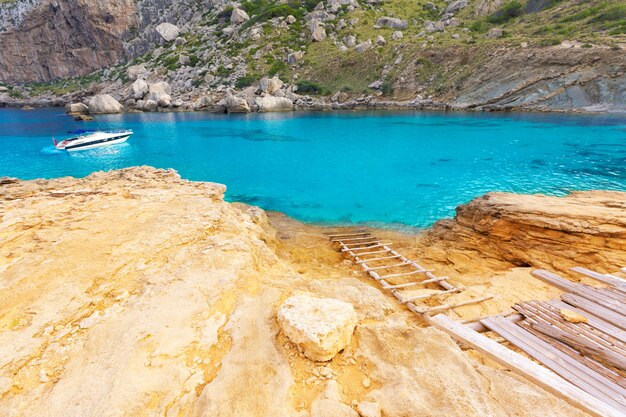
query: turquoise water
1 108 625 227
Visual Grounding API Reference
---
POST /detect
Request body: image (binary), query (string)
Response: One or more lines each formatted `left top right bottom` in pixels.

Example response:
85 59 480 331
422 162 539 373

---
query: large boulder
156 23 180 42
309 20 327 42
88 94 123 114
145 82 172 107
255 96 293 112
376 17 408 29
127 64 148 81
132 79 149 99
230 7 250 24
445 0 469 13
225 93 250 113
259 76 284 94
277 295 357 361
355 39 372 53
66 103 89 114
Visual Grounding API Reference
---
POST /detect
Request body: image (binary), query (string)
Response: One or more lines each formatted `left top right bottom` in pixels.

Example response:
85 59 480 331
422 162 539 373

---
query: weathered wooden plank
330 235 373 242
482 316 626 412
352 248 392 256
341 242 392 252
562 293 626 331
550 300 626 344
383 277 445 289
401 288 459 303
343 240 383 247
364 261 409 271
379 269 427 279
532 270 625 315
355 254 401 264
421 296 493 314
571 267 626 289
428 314 624 417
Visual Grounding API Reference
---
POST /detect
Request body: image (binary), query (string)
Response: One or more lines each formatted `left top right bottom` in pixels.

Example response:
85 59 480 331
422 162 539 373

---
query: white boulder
259 76 284 94
230 7 250 24
132 79 148 99
88 94 123 114
277 295 357 361
356 401 381 417
66 102 89 114
225 93 250 113
255 96 293 112
156 23 180 42
127 64 148 81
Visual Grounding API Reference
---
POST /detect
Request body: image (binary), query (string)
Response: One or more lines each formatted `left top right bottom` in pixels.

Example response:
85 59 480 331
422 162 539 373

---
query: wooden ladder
327 229 492 317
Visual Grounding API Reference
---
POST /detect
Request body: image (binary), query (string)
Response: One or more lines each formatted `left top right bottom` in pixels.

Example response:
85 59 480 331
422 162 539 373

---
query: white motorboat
53 129 132 151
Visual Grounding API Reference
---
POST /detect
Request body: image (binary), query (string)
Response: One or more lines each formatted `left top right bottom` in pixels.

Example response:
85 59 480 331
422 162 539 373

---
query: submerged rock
88 94 122 114
277 295 357 361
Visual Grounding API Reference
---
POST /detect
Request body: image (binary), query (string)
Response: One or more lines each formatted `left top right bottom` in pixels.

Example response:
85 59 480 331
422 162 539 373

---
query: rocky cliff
0 0 137 83
0 0 624 112
422 191 626 273
0 167 602 417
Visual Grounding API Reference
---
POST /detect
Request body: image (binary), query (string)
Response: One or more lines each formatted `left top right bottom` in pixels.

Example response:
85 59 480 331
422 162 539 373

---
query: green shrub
381 80 393 96
267 60 287 76
216 65 234 77
235 75 257 88
469 20 489 33
488 1 524 24
296 80 323 94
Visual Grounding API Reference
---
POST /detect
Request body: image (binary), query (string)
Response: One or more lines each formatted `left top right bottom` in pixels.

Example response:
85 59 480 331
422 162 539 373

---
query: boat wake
41 146 64 155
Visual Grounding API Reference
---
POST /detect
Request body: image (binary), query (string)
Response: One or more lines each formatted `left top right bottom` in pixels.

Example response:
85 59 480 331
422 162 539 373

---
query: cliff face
422 191 626 273
0 167 590 417
0 0 137 83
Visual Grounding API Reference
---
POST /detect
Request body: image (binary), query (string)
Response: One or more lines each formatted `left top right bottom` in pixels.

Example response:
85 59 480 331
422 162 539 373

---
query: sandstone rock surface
0 168 609 417
277 295 357 361
422 191 626 273
88 94 123 114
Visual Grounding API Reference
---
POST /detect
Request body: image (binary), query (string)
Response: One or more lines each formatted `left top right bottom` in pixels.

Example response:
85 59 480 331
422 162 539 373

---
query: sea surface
1 108 625 227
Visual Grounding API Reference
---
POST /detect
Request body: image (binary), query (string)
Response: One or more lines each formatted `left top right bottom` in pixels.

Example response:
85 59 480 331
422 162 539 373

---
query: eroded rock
277 295 357 361
156 22 180 42
88 94 122 114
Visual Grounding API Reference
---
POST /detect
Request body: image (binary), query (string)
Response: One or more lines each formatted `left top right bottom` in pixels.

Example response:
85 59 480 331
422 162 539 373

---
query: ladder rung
401 288 459 304
364 261 409 271
383 277 445 289
342 243 391 252
343 240 382 247
326 231 369 238
419 295 494 314
356 255 401 264
353 249 392 256
379 269 427 279
331 235 373 242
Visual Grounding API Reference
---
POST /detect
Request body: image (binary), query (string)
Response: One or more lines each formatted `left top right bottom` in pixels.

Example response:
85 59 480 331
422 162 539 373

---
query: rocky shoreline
1 166 624 416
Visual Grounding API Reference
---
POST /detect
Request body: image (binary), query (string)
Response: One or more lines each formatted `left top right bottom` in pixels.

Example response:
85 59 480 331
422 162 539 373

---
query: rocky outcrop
0 167 598 417
88 94 123 114
225 92 250 113
259 76 284 95
0 0 137 83
277 295 357 361
66 102 88 114
255 96 293 112
422 191 626 273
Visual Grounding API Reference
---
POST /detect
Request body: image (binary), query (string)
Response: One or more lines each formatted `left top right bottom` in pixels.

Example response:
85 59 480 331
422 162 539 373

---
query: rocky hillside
0 0 624 112
4 166 620 416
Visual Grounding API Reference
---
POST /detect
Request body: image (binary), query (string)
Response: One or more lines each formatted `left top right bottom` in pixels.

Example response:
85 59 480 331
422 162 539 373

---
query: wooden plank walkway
326 229 491 316
429 265 626 417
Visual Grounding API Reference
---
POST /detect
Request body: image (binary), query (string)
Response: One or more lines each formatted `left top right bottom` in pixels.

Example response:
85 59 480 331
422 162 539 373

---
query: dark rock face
0 0 137 83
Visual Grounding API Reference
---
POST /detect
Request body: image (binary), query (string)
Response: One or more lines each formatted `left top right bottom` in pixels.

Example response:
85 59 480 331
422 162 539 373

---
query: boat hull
64 134 131 151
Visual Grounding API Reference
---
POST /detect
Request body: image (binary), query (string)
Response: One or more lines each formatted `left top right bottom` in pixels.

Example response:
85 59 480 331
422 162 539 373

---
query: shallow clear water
1 108 625 227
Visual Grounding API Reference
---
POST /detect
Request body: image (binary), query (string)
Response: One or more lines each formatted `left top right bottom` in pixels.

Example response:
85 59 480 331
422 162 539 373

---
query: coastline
1 166 624 416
